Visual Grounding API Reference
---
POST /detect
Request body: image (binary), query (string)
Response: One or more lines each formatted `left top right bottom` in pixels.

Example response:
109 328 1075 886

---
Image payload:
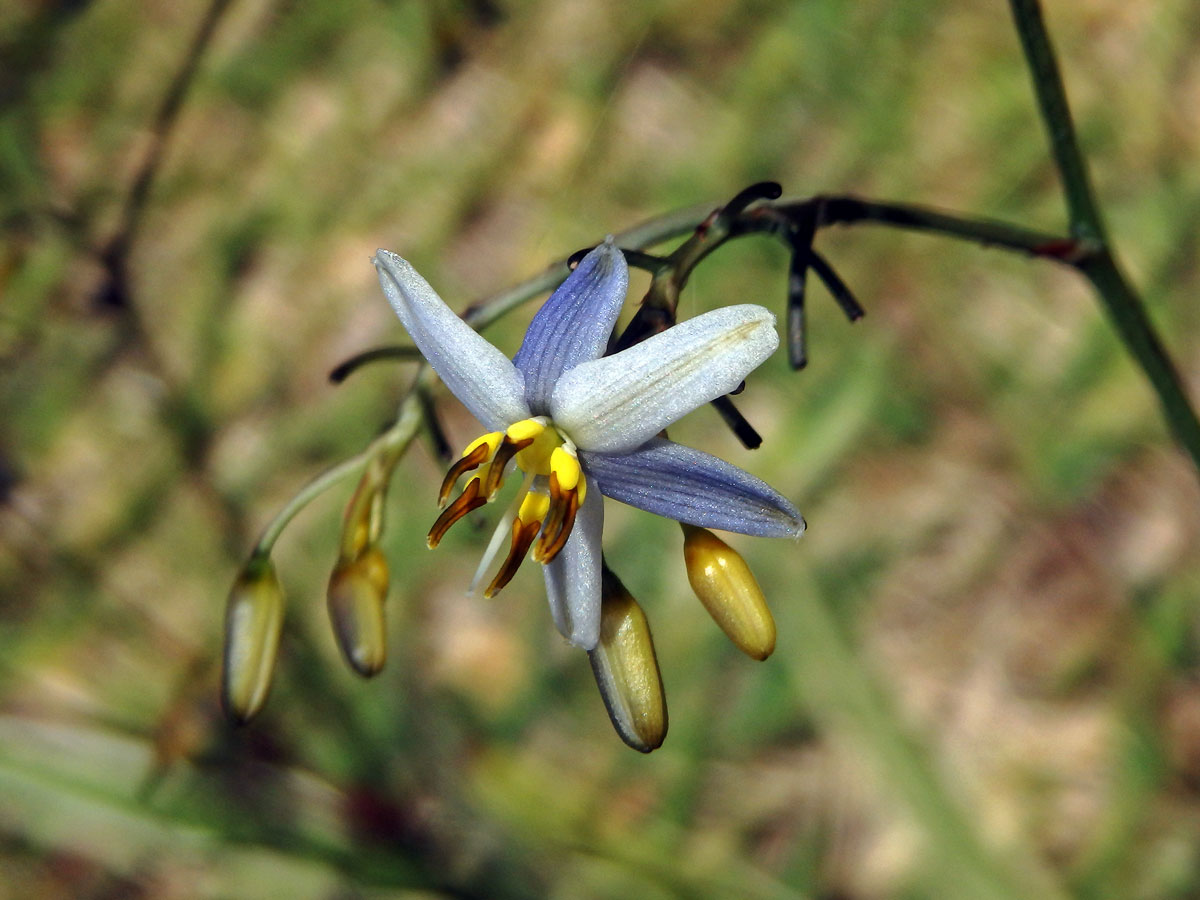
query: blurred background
4 0 1200 897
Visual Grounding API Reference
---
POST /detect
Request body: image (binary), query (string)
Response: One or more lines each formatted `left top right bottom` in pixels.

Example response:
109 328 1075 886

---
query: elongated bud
221 557 285 724
682 524 776 660
341 467 387 560
327 547 388 677
588 567 667 753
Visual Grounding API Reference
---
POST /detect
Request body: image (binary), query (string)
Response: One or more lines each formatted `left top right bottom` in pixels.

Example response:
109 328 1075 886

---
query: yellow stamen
505 418 547 443
533 470 583 563
431 417 588 595
483 426 542 499
517 489 551 525
549 445 583 496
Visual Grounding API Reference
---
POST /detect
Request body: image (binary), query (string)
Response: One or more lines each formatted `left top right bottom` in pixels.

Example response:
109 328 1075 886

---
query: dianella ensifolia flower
373 237 803 653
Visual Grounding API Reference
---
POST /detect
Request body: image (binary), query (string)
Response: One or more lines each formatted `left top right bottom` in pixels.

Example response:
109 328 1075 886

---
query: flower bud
588 568 667 752
341 469 385 561
682 524 776 660
221 557 285 724
327 547 388 678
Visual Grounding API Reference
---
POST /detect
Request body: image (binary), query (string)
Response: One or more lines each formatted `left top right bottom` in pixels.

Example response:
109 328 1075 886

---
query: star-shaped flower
373 239 803 651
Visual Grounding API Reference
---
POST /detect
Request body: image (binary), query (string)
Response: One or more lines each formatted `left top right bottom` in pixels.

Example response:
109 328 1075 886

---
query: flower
373 238 803 651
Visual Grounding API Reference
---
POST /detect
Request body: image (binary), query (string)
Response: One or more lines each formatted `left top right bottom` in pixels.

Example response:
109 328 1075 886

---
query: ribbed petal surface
375 250 528 431
542 487 604 649
551 305 778 453
513 240 629 413
581 438 804 538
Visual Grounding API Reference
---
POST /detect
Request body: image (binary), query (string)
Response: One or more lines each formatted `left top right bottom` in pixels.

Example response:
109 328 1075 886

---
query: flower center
428 416 587 597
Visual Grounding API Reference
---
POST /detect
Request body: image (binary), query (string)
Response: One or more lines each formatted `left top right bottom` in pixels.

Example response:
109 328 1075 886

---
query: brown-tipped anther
588 567 668 752
221 557 286 724
533 473 580 564
428 477 486 548
484 517 542 598
682 525 776 660
483 434 534 500
327 548 388 678
438 441 493 507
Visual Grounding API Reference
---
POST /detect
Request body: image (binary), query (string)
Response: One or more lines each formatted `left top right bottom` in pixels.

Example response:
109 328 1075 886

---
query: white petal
551 305 778 453
374 250 528 431
541 488 603 650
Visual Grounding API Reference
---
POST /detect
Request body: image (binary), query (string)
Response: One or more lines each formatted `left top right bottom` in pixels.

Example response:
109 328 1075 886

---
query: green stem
1007 0 1107 243
1081 253 1200 463
1009 0 1200 472
251 399 423 556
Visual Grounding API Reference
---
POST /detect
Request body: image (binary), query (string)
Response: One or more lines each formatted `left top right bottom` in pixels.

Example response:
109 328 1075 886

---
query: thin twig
1009 0 1200 473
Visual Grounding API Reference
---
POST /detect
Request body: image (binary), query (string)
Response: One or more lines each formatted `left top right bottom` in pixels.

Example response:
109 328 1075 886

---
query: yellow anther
517 490 551 526
505 418 546 443
533 468 585 563
428 416 589 596
464 431 503 458
549 446 582 493
485 421 546 499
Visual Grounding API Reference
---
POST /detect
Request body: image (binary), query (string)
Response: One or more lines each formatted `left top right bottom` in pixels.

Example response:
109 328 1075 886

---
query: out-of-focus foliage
3 0 1200 897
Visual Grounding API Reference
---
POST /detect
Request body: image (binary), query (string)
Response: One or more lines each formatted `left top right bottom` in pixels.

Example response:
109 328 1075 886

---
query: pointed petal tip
584 236 626 277
566 623 601 652
372 246 529 431
372 248 402 271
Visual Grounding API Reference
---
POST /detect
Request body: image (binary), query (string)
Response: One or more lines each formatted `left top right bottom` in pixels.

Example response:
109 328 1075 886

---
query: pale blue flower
374 239 803 651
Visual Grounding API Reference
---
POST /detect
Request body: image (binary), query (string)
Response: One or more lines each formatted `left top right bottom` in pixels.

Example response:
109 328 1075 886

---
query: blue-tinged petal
542 487 604 649
581 438 804 538
551 305 778 454
513 239 629 413
374 250 529 431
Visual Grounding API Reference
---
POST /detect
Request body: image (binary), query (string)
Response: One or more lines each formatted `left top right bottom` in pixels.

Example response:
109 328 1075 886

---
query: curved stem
251 399 423 556
1009 0 1200 472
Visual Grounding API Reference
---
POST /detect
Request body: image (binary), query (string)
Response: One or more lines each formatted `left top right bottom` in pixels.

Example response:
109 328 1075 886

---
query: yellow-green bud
682 524 776 660
221 557 285 724
327 547 388 678
588 567 667 752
